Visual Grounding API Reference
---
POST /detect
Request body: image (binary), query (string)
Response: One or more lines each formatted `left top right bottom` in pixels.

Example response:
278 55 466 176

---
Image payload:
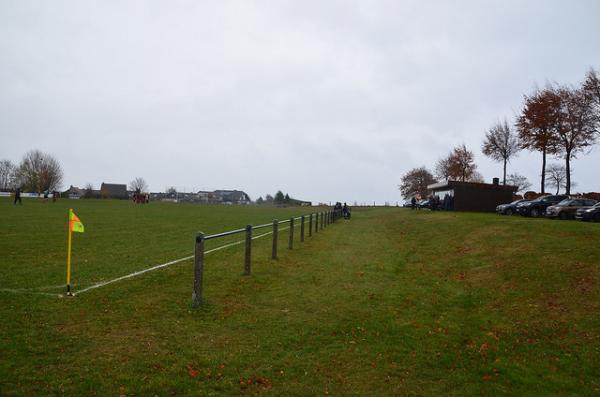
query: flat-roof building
427 179 517 212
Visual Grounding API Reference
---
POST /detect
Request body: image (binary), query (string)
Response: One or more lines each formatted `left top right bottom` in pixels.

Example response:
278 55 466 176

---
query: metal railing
192 208 343 306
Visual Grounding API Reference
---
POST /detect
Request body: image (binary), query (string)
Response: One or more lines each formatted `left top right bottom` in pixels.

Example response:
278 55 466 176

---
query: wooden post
308 214 313 237
244 224 252 275
315 213 319 233
320 212 324 230
288 217 294 249
192 232 204 307
300 215 305 242
272 220 278 259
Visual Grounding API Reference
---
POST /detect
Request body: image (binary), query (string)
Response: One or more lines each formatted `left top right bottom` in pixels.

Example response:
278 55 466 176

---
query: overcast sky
1 1 599 204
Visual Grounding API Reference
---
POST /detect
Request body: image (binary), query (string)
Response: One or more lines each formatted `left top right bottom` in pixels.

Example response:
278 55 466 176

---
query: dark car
546 198 598 220
575 202 600 222
496 199 528 215
516 194 569 217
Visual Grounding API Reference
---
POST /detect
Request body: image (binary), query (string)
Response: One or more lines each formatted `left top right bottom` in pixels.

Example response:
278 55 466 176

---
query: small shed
427 179 517 212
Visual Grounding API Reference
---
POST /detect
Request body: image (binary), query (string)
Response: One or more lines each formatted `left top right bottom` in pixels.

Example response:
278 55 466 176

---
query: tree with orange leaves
516 88 561 194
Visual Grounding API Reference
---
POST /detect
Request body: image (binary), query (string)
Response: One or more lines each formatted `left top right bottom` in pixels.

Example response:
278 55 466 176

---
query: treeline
400 68 600 199
0 150 63 193
255 190 304 206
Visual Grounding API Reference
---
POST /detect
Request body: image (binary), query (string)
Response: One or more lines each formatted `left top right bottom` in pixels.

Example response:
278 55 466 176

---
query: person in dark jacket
411 196 417 209
14 187 22 205
343 202 351 219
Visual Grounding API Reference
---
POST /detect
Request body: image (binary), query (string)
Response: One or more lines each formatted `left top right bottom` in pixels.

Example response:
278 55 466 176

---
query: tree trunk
541 148 546 194
565 150 571 195
503 159 507 185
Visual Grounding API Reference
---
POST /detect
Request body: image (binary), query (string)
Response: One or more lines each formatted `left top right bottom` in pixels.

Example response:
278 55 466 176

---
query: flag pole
66 209 73 296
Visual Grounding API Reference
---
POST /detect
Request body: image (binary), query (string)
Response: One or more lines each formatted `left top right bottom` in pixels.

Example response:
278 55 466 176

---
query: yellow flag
69 209 84 233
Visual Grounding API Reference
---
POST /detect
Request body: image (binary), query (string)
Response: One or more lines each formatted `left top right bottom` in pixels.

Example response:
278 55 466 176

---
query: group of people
410 194 454 211
132 190 150 204
12 188 60 205
334 202 351 219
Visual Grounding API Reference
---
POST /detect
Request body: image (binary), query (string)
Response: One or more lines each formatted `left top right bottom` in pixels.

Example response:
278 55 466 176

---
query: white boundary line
0 288 62 297
0 225 291 298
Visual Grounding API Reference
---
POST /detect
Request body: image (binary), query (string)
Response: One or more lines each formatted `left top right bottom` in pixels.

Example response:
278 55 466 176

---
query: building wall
453 185 514 212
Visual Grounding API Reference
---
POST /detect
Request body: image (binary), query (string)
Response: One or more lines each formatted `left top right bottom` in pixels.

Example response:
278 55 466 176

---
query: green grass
0 199 598 396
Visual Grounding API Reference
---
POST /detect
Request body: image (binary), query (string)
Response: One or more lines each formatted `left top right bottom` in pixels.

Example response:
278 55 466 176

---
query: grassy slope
0 199 598 396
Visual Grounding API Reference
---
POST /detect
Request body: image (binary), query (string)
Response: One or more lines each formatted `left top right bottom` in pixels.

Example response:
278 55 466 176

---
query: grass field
0 198 599 396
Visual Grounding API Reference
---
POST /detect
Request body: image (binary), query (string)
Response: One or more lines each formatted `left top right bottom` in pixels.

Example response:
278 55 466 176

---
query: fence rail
192 208 343 306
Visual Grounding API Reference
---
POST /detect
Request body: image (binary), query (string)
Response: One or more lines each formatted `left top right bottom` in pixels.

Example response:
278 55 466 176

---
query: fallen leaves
239 376 272 394
187 365 199 378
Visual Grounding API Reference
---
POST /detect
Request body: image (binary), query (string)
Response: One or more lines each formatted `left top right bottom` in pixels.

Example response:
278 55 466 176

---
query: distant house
63 185 84 199
196 191 210 202
195 189 250 204
100 183 128 199
213 190 251 204
288 198 312 206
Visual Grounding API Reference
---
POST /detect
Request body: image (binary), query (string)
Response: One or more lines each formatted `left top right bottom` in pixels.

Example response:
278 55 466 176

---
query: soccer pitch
1 200 598 396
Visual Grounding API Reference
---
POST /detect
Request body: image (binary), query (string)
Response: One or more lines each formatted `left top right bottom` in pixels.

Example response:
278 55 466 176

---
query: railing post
300 215 305 242
308 214 313 237
244 224 252 275
288 217 294 249
192 232 204 307
272 219 278 259
315 213 319 233
320 212 324 230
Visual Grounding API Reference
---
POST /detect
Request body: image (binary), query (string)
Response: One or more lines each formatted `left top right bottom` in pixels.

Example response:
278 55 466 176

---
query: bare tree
434 156 451 181
399 167 437 199
469 171 485 183
0 159 17 191
516 88 561 193
129 177 149 193
482 119 520 185
506 173 532 194
545 163 568 195
583 67 600 126
84 183 95 199
554 85 597 194
17 150 63 192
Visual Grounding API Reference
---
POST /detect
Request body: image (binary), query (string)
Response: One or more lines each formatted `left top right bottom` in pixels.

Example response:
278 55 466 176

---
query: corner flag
66 209 84 295
69 209 84 233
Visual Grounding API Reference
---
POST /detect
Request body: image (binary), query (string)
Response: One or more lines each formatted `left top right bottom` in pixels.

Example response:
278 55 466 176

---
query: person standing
14 187 22 205
411 196 417 210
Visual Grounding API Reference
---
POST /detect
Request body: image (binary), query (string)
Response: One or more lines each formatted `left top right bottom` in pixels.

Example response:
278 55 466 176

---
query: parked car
516 194 569 217
417 199 431 209
496 199 528 215
545 198 598 220
575 202 600 222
